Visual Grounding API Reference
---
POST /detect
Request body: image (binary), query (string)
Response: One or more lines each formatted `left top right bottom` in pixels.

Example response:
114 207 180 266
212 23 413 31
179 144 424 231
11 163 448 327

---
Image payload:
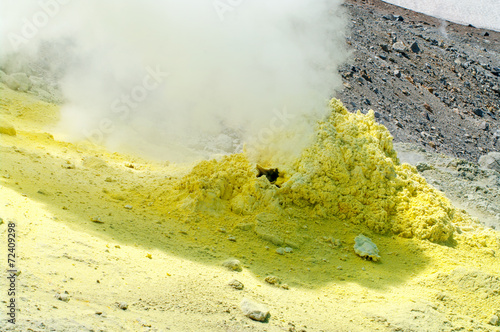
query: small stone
118 302 128 310
146 253 152 259
380 44 391 52
410 41 421 53
392 41 407 53
124 205 133 209
63 162 75 169
284 247 293 253
489 314 499 326
228 235 236 242
281 284 289 290
473 108 484 117
383 14 403 21
478 152 500 172
275 247 285 255
353 234 381 261
264 276 280 285
228 279 244 290
222 259 242 272
394 70 401 78
56 293 70 302
91 216 104 224
240 298 270 322
477 121 489 131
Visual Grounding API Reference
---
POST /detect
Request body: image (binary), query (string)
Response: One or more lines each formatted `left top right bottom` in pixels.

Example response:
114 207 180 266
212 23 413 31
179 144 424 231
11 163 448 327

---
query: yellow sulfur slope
1 85 499 330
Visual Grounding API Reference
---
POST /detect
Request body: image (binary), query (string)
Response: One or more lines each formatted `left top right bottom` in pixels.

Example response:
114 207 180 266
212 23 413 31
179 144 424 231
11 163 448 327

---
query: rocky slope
339 0 500 163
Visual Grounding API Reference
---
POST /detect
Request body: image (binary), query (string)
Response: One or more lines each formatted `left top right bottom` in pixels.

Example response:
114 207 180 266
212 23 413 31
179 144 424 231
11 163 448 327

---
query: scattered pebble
489 314 499 326
228 235 236 242
90 216 104 224
392 41 407 53
264 276 280 285
228 279 244 290
353 234 380 261
275 247 285 255
118 302 128 310
410 41 421 53
124 205 133 209
240 298 270 322
222 259 242 272
284 247 293 253
55 292 70 302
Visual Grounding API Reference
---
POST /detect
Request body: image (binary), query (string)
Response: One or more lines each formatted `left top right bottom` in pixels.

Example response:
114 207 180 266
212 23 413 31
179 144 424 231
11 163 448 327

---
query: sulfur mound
174 99 459 242
280 99 456 242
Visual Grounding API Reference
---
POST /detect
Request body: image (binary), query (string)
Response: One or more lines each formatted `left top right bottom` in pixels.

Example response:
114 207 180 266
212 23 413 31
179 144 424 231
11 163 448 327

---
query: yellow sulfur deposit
173 99 457 243
2 86 500 330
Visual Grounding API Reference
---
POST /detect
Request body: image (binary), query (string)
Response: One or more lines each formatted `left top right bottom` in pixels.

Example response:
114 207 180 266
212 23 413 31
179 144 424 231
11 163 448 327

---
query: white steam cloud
0 0 348 163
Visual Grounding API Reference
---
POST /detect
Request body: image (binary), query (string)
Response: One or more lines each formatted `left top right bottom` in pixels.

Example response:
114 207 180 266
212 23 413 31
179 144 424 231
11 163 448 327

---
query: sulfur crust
2 86 500 328
176 99 465 243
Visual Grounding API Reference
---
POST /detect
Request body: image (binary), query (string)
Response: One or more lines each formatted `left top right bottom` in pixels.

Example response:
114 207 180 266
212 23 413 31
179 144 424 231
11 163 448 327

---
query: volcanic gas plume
0 0 348 163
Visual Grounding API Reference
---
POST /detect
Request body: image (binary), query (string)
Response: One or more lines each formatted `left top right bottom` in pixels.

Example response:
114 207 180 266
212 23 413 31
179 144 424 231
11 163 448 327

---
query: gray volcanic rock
340 0 500 163
240 298 270 322
478 152 500 172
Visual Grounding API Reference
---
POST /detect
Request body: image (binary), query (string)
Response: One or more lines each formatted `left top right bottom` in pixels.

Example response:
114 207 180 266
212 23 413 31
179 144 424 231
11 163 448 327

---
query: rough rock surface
478 152 500 172
340 0 500 163
395 142 500 230
240 298 270 322
353 234 381 261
